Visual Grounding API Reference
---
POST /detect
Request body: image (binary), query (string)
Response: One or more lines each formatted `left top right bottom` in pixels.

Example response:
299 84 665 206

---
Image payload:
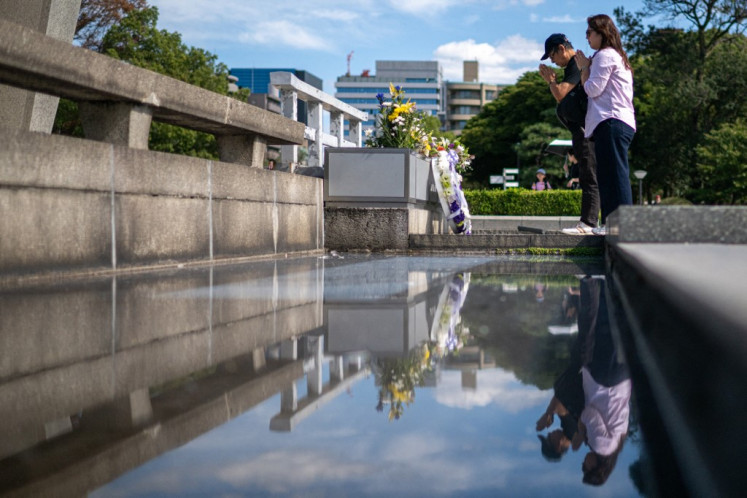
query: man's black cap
541 33 568 60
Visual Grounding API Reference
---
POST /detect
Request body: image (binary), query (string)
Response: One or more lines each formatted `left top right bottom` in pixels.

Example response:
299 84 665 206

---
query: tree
75 0 148 52
516 122 570 187
695 119 747 204
615 3 747 201
642 0 747 75
460 71 560 186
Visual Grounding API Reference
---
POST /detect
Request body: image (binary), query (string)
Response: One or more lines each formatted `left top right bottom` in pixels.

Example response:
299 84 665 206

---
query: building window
451 105 480 115
450 90 480 100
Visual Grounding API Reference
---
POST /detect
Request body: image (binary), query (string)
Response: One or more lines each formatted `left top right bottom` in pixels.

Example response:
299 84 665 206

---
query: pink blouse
583 47 636 138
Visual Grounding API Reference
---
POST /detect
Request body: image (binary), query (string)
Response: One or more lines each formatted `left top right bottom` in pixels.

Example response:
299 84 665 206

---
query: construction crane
346 51 354 76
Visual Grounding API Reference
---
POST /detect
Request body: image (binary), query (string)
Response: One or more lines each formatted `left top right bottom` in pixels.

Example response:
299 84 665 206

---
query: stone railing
0 18 323 279
270 71 368 170
0 17 305 166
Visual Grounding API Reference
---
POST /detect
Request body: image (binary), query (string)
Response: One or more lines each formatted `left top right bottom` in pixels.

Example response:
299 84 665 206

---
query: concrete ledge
607 239 747 496
470 215 580 233
607 206 747 243
409 233 604 251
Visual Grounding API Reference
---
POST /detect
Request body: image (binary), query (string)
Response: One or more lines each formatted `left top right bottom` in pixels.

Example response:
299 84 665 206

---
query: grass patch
494 247 604 257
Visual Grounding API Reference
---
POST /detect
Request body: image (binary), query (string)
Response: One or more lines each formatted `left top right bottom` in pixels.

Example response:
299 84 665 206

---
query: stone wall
0 128 323 280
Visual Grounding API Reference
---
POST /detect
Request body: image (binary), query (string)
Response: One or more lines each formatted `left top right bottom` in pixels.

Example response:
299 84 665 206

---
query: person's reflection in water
571 276 632 486
536 282 584 462
536 276 631 485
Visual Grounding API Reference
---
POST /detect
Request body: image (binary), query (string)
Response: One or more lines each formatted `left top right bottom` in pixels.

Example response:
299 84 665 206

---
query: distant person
267 159 276 170
575 15 636 236
539 33 599 235
531 168 552 191
565 153 580 190
652 194 661 205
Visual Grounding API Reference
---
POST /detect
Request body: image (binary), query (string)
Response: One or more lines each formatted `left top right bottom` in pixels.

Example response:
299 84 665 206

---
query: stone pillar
216 134 267 167
0 0 82 133
279 88 298 171
330 111 344 146
307 102 323 167
79 102 153 149
350 119 363 146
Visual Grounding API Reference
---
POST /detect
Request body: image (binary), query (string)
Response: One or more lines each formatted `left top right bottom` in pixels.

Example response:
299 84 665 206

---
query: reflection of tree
462 276 581 390
374 344 432 421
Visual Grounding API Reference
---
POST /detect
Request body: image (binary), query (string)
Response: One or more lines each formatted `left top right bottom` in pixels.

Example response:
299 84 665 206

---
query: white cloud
493 0 546 9
434 35 544 84
217 450 372 491
434 369 549 412
543 14 580 23
240 20 334 51
312 9 361 22
386 0 467 15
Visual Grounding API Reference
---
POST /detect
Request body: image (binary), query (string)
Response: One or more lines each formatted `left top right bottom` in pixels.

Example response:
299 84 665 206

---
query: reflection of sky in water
92 366 641 497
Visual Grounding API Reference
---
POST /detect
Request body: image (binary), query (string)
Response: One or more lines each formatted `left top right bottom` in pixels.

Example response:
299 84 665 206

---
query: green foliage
460 71 560 186
658 196 693 205
52 98 84 137
462 277 581 389
465 188 582 216
54 5 249 160
516 122 570 186
614 3 747 203
694 119 747 204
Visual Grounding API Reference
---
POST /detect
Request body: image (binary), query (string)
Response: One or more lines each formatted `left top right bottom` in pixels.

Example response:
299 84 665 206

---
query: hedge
464 188 582 216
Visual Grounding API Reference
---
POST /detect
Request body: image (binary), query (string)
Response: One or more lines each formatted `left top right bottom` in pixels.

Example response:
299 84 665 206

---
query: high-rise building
335 60 444 137
445 61 503 136
229 68 323 124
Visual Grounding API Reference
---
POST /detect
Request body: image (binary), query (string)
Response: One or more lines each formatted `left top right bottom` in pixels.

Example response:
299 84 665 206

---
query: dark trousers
592 119 635 224
571 128 599 227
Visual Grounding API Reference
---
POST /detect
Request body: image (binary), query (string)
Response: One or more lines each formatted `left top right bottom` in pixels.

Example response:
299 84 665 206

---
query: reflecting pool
0 254 650 497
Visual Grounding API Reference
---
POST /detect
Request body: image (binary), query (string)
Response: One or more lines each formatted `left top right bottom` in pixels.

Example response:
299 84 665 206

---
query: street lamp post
633 170 647 205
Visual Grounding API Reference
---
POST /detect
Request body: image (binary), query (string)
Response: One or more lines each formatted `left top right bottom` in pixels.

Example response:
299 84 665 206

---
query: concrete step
409 231 604 253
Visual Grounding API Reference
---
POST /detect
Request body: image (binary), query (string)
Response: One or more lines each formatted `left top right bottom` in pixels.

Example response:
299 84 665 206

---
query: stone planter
324 147 438 205
323 148 446 251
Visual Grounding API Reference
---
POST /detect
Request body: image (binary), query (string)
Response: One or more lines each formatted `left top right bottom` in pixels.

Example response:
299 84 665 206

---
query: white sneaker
591 226 607 236
561 222 594 235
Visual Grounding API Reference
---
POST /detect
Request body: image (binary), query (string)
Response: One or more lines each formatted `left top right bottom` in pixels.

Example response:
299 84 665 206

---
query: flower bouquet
366 84 472 235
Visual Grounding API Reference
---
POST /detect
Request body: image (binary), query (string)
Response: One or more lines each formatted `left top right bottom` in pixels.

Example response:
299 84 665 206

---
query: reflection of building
445 61 503 136
442 345 497 389
0 260 325 495
335 60 444 138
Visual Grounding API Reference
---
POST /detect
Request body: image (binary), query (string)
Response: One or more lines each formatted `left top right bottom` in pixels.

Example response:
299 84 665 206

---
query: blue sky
148 0 655 92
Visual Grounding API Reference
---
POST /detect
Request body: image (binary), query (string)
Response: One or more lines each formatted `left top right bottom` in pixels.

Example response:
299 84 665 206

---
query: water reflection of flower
431 273 471 358
374 343 433 421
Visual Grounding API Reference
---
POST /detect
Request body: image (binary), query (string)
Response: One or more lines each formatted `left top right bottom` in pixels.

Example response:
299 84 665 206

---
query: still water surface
0 255 646 497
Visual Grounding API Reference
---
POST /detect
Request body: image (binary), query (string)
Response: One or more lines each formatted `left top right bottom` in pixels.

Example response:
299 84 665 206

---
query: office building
445 61 503 135
335 60 444 137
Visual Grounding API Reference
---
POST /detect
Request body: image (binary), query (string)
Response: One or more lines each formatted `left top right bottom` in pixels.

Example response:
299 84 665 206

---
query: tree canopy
75 0 148 51
460 0 746 204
